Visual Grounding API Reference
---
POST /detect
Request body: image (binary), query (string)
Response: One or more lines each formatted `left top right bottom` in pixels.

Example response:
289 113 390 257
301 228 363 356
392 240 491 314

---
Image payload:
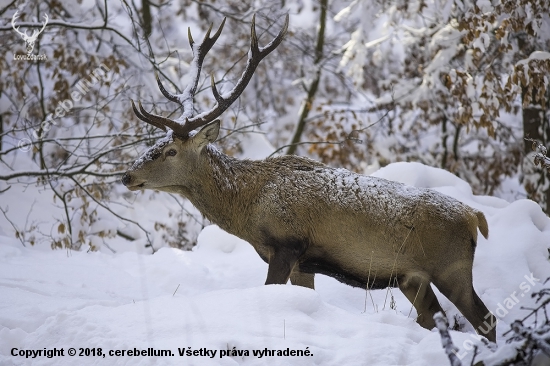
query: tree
333 0 550 211
0 1 202 250
0 0 341 250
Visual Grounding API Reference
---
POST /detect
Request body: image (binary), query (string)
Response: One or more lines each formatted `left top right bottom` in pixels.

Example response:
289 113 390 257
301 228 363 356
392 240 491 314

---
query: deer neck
184 145 260 234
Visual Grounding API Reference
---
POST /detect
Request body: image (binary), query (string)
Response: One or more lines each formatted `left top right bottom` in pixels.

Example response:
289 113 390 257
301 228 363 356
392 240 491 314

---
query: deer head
122 15 288 192
12 11 49 55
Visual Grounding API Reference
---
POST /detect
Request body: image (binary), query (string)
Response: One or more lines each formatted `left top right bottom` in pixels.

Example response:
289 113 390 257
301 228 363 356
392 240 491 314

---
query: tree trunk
142 0 152 38
286 0 327 155
522 87 550 214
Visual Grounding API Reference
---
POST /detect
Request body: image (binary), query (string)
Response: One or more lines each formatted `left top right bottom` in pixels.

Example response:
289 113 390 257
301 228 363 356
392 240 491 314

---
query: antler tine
155 71 181 105
180 14 289 135
187 18 227 98
137 101 189 136
151 19 227 124
210 74 222 104
187 27 194 49
256 14 289 56
188 18 227 54
131 100 167 132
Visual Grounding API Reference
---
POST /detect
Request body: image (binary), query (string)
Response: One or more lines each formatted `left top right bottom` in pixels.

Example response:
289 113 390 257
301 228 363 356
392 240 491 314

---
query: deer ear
194 120 220 149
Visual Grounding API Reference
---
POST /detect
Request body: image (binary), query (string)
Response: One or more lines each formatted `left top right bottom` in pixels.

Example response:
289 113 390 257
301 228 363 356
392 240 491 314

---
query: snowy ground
1 162 550 365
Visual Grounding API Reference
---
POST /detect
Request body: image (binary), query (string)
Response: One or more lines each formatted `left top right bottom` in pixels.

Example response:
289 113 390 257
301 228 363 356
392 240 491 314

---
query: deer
12 11 48 55
122 15 497 342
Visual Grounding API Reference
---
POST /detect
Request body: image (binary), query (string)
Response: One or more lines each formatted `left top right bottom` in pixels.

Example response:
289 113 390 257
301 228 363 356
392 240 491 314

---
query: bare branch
0 206 26 247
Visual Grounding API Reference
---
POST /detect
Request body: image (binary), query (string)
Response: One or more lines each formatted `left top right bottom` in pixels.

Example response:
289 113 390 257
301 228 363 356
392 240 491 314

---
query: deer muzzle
121 172 144 191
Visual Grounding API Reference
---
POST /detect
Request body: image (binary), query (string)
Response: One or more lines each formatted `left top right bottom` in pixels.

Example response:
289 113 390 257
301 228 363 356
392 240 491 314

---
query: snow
517 51 550 65
1 161 550 365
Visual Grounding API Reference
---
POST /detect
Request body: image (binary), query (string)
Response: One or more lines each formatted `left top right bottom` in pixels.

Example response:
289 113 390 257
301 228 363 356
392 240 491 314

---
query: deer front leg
263 234 309 285
263 232 313 288
290 270 315 289
265 248 298 285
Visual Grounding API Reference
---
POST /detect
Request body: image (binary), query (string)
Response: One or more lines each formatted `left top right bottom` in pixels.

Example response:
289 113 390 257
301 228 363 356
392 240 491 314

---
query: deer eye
165 149 177 157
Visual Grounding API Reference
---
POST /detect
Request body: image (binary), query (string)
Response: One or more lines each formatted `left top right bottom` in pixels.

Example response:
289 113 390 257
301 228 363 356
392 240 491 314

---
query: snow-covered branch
525 138 550 172
434 312 462 366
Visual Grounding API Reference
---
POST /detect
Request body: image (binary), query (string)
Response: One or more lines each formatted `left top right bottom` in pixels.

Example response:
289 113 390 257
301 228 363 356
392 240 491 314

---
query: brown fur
122 122 496 342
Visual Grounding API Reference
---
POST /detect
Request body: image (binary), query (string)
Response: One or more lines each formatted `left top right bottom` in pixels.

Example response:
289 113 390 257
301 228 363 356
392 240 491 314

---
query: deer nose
121 173 132 186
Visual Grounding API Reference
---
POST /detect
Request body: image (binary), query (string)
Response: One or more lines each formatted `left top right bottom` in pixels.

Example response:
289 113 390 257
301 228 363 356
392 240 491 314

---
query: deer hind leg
398 272 444 330
434 273 496 343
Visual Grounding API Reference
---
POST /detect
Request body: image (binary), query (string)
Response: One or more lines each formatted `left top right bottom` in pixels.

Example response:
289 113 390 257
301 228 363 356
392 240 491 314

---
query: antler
133 14 289 138
33 13 48 39
11 11 27 39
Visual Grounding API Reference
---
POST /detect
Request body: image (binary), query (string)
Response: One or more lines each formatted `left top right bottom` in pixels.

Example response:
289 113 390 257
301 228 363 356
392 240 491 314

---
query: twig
172 284 180 296
384 226 413 310
503 297 550 336
510 320 550 356
363 252 375 313
0 206 25 247
269 140 347 158
69 177 155 252
408 284 422 318
469 345 479 366
117 230 136 241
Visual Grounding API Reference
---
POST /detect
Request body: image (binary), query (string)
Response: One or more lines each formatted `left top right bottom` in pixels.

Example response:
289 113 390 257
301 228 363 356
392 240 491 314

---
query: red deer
122 15 496 342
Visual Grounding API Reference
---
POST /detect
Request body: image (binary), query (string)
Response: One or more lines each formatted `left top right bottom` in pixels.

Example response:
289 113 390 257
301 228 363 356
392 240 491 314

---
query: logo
12 10 48 61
